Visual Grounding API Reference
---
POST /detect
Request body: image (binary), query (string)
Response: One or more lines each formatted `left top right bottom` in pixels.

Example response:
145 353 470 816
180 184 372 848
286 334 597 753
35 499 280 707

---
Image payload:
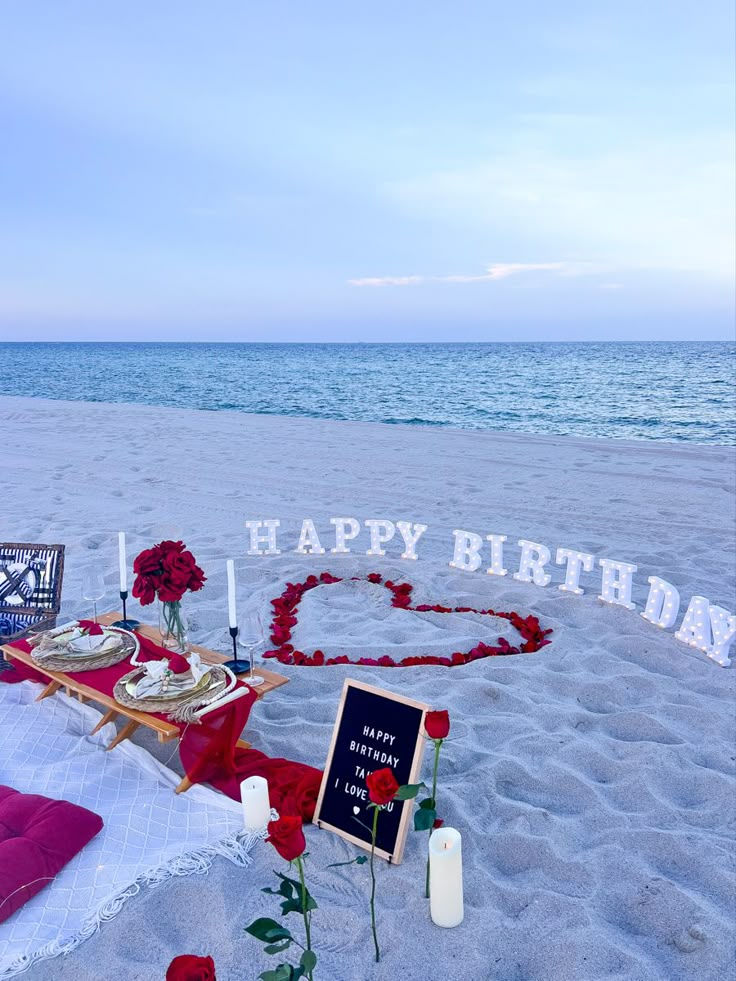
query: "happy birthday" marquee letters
244 516 735 667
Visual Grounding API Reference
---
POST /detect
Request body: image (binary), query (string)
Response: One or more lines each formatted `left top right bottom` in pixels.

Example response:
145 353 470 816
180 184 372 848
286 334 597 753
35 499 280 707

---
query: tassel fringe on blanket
1 827 262 979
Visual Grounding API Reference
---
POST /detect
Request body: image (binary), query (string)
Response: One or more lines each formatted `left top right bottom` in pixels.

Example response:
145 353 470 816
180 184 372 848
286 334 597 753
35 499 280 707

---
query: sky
0 1 734 341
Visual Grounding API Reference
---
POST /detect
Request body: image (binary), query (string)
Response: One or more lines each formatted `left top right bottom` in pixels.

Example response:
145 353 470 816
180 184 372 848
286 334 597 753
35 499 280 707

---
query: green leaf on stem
263 878 294 900
419 797 436 809
300 950 318 972
259 966 297 981
395 782 424 800
326 855 368 868
414 806 437 831
264 871 317 915
246 918 293 943
264 941 292 955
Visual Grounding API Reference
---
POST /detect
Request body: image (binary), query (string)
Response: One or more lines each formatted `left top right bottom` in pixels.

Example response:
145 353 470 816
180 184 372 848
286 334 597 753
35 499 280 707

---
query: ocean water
0 342 733 445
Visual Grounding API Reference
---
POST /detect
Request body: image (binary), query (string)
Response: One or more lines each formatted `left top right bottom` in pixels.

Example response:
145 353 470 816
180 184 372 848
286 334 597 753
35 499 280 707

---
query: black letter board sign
313 679 429 864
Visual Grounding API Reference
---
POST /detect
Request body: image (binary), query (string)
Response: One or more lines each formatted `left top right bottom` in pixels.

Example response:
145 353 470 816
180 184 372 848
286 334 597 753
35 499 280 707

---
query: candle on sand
429 827 464 927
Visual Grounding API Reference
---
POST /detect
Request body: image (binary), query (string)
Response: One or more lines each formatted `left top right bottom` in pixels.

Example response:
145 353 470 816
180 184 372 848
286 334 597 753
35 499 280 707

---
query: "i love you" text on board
313 679 429 863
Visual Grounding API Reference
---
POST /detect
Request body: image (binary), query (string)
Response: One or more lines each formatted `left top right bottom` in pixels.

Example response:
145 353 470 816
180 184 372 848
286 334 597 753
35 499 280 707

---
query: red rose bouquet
132 540 206 652
132 540 206 605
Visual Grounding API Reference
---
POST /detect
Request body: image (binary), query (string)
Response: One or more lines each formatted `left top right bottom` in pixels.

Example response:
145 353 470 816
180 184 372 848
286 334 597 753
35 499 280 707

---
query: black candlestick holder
111 590 141 631
222 625 251 674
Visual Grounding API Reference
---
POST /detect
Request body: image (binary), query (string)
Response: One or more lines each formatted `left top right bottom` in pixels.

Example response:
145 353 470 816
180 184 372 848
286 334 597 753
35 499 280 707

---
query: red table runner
1 634 217 724
1 636 322 822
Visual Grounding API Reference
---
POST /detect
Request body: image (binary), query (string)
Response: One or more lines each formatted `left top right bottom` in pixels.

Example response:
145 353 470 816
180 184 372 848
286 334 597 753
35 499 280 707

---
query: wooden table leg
91 709 120 735
105 719 141 751
174 775 193 795
36 680 63 702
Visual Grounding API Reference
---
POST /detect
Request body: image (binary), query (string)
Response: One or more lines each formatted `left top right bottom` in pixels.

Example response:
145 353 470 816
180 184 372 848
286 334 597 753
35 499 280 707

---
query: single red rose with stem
246 816 317 980
364 769 422 963
416 709 451 898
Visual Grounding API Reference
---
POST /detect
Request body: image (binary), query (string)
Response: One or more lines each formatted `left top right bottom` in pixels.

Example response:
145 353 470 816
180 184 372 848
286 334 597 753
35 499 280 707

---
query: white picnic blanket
0 682 259 979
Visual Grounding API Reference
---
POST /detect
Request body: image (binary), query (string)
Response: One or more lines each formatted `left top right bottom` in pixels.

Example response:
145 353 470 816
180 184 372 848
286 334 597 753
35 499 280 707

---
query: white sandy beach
1 394 735 981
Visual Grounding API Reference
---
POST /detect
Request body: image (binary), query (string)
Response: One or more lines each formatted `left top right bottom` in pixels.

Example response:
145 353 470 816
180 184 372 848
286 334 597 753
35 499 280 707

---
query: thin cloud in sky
350 261 584 287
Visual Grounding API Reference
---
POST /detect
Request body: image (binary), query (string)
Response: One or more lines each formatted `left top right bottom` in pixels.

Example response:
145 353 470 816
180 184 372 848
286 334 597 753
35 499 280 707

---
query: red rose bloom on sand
266 815 306 862
424 710 450 740
165 954 216 981
366 767 399 806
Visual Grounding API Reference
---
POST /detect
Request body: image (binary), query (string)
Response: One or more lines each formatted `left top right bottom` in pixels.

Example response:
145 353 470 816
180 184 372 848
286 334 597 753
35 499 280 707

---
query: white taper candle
240 776 270 832
226 559 237 629
429 827 464 928
118 531 127 593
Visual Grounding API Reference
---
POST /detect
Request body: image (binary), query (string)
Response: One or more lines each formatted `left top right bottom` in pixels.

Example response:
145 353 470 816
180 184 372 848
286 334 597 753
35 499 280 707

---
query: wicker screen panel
0 543 65 616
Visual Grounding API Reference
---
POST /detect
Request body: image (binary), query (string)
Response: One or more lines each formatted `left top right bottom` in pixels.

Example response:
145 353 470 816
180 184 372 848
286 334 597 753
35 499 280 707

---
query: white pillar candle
429 827 464 928
240 776 270 832
226 559 237 629
118 531 127 593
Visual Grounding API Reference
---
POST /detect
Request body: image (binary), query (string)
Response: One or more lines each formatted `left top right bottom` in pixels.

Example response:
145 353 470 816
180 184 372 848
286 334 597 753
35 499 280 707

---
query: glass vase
158 600 189 653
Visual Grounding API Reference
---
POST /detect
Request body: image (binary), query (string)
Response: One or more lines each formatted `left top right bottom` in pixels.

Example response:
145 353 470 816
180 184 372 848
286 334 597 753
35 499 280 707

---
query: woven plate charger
28 625 139 672
113 664 230 722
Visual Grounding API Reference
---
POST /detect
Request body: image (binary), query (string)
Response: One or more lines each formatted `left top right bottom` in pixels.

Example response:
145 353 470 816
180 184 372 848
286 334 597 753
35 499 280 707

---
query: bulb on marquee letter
675 595 712 653
556 548 594 595
675 596 735 667
365 519 395 556
514 540 552 587
707 605 736 667
245 520 281 556
396 521 428 561
485 535 508 577
640 576 680 628
330 517 361 554
295 518 326 555
598 558 638 610
449 530 483 573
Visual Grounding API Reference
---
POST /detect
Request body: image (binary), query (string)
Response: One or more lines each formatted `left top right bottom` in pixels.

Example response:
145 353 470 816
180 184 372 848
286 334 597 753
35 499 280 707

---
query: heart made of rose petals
264 572 552 669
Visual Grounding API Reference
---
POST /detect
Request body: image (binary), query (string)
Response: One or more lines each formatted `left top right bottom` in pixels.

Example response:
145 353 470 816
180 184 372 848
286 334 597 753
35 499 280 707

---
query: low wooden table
1 612 289 793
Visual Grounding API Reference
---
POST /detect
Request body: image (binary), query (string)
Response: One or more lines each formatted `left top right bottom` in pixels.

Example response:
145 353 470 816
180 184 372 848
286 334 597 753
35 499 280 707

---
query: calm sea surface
0 342 733 445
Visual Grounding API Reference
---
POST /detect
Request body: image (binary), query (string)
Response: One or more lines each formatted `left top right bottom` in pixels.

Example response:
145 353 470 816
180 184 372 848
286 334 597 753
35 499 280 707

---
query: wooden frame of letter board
313 678 429 864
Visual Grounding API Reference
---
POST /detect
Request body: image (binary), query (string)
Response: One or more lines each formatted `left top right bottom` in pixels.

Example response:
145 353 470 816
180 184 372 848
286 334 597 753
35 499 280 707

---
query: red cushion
0 785 103 924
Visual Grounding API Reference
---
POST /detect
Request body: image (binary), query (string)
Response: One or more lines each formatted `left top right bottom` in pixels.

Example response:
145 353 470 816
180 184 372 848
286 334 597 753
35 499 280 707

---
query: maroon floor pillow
0 785 104 924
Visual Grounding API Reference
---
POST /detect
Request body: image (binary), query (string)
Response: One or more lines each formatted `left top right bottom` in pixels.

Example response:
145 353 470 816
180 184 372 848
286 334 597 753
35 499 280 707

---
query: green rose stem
295 855 313 979
369 805 381 963
425 737 443 899
162 600 186 650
